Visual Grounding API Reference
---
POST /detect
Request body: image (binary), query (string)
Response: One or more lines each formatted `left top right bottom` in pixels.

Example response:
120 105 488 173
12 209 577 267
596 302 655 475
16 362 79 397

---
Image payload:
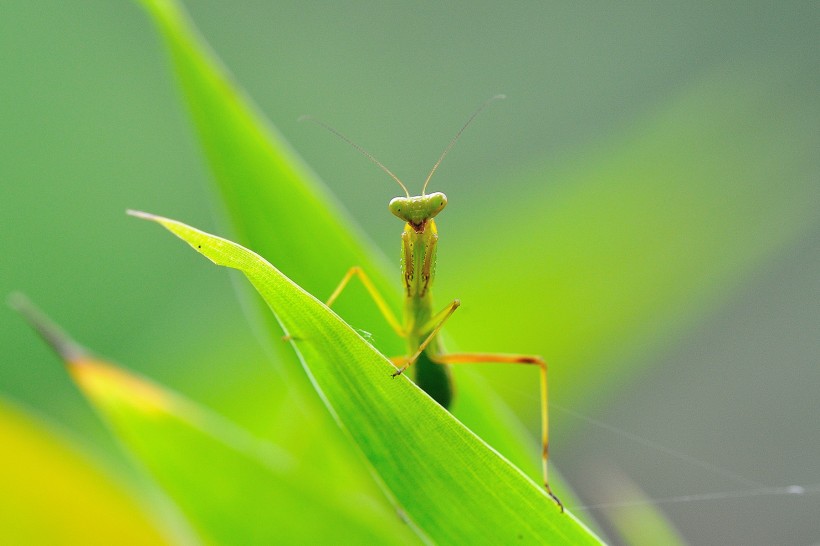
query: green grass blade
131 210 602 544
0 398 170 545
13 296 417 546
135 0 585 517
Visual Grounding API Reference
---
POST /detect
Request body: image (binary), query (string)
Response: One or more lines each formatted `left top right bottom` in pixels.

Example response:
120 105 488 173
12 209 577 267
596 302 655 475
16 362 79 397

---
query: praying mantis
303 95 563 511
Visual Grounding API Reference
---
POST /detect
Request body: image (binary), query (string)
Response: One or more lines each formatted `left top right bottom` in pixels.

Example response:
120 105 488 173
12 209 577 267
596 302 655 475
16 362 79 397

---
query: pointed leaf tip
10 294 87 363
126 209 158 221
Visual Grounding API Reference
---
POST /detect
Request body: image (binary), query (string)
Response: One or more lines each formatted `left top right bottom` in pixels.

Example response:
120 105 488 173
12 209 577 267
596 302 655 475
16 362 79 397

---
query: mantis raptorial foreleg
391 299 460 377
326 267 461 376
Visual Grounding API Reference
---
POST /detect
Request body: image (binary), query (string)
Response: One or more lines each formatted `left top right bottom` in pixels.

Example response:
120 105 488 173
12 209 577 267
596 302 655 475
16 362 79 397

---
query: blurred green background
2 1 818 544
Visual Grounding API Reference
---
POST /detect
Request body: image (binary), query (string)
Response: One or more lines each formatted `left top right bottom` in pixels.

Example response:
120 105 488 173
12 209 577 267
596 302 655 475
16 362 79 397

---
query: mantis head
388 192 448 230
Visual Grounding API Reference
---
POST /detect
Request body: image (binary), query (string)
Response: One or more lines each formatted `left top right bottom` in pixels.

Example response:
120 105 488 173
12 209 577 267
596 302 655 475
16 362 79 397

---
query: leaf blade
0 398 171 546
133 210 602 544
14 295 418 546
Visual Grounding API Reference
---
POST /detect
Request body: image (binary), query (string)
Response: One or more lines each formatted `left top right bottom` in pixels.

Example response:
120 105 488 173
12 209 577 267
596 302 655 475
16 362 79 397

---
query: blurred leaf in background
1 1 818 544
0 398 173 545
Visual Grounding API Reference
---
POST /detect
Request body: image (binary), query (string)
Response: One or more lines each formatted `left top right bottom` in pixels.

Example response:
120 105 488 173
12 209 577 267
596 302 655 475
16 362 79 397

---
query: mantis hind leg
326 266 405 337
430 351 563 512
284 266 403 342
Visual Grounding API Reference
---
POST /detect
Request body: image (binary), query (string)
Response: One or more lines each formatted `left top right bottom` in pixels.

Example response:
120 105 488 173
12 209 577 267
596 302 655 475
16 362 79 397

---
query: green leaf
136 0 584 522
131 210 601 544
13 296 416 545
0 398 169 545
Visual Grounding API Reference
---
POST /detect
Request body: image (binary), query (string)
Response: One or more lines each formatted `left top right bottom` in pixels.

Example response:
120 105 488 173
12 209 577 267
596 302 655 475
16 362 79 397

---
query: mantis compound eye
388 197 411 222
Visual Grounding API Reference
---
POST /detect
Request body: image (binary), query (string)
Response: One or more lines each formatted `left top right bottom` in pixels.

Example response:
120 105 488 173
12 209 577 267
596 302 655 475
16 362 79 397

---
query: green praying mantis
303 96 563 511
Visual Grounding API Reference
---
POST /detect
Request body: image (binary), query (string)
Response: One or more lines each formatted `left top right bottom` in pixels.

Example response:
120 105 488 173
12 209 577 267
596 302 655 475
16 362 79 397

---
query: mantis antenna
421 94 506 195
298 115 410 198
